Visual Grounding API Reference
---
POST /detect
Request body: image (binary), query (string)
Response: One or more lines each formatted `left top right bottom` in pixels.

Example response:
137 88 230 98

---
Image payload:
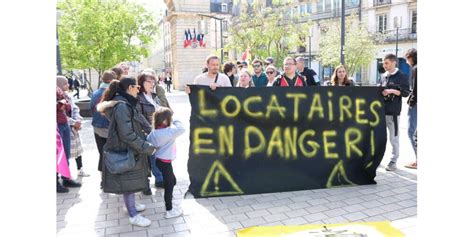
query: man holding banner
186 55 232 94
379 54 410 171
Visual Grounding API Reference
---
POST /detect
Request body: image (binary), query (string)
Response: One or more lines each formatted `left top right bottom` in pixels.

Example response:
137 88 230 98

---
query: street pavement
57 89 417 237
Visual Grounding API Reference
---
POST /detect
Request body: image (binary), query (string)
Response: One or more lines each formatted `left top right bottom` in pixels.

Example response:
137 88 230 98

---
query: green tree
57 0 159 91
318 13 377 77
225 1 311 68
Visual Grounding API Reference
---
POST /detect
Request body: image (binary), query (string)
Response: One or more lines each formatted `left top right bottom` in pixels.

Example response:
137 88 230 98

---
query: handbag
104 149 136 174
104 102 138 174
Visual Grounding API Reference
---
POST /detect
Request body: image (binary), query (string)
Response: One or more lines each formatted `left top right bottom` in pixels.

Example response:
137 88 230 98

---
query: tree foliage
226 1 311 68
318 13 376 77
57 0 159 87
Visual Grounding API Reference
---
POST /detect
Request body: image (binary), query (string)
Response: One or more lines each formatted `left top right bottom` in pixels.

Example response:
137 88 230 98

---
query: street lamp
394 16 401 59
198 14 225 64
308 27 313 68
56 10 63 75
340 0 345 65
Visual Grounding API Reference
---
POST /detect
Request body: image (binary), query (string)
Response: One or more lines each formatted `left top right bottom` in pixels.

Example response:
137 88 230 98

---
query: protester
273 57 308 87
186 55 232 93
223 62 238 87
137 70 167 193
330 65 354 86
111 66 124 80
118 62 130 76
378 54 410 171
296 57 320 86
251 59 268 87
265 65 277 86
404 48 417 169
57 76 90 177
147 107 185 219
236 69 254 88
97 78 157 227
56 82 82 192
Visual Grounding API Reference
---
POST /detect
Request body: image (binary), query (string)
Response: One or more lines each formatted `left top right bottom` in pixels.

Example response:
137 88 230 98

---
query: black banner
187 85 386 198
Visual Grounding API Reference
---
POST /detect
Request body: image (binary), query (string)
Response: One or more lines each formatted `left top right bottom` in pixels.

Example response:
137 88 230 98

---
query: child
147 107 185 218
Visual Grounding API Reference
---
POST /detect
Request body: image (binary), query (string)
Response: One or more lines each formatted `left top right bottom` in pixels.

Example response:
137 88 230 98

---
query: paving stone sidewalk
57 91 417 237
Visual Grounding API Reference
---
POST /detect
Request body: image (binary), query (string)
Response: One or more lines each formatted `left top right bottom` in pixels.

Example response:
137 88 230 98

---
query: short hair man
251 59 268 87
379 54 410 171
186 55 232 93
295 57 320 86
273 57 308 87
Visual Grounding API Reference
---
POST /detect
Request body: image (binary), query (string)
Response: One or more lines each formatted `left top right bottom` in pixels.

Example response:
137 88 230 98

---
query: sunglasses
253 64 262 68
266 71 274 74
132 85 141 89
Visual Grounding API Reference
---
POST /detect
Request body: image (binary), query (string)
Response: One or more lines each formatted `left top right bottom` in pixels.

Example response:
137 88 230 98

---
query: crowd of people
56 49 417 227
187 52 417 171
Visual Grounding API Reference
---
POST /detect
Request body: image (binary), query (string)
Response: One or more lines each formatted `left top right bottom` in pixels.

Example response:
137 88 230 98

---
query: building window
307 3 312 14
411 10 417 33
221 3 228 13
300 4 306 15
266 0 272 7
377 14 387 33
222 20 228 32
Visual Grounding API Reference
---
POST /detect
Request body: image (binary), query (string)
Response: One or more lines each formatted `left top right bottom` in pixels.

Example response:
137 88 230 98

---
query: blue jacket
90 87 109 128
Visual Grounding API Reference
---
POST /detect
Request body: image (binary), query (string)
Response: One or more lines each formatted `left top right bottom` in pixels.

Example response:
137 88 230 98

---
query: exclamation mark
214 171 220 191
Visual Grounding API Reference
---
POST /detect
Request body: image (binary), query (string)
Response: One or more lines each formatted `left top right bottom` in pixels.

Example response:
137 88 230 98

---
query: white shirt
193 73 232 87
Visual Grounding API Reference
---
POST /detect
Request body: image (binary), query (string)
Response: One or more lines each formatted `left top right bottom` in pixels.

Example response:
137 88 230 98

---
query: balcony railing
374 0 391 6
374 28 417 43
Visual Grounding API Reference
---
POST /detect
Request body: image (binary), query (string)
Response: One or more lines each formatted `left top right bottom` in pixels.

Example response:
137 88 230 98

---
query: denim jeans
149 156 163 183
408 105 417 156
57 123 71 163
123 192 138 217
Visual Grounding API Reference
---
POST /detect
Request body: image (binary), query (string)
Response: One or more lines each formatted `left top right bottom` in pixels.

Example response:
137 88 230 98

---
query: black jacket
379 69 410 115
97 94 156 194
408 65 417 107
300 67 319 86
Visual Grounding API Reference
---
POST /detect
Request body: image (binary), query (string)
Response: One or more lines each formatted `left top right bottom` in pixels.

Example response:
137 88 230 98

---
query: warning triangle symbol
326 161 355 188
200 160 244 197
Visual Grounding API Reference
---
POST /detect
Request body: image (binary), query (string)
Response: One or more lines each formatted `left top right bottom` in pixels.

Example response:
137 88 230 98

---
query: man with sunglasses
296 57 320 86
251 59 268 87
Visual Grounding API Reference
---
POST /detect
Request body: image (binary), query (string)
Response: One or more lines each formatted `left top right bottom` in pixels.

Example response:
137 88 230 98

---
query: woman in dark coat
97 78 157 227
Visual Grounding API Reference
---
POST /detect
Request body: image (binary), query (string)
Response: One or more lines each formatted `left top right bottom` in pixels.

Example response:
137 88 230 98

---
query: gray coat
97 95 156 194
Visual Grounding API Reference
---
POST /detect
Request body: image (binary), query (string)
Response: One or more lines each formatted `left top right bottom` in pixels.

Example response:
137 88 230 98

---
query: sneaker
77 168 90 177
123 202 146 212
142 188 152 196
154 181 164 188
63 178 82 188
165 208 183 219
57 182 69 193
385 161 397 171
128 214 151 227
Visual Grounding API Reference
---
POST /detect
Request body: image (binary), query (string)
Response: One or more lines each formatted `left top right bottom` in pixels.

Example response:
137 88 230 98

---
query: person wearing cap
251 59 268 87
264 57 275 67
296 57 320 86
264 56 281 77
